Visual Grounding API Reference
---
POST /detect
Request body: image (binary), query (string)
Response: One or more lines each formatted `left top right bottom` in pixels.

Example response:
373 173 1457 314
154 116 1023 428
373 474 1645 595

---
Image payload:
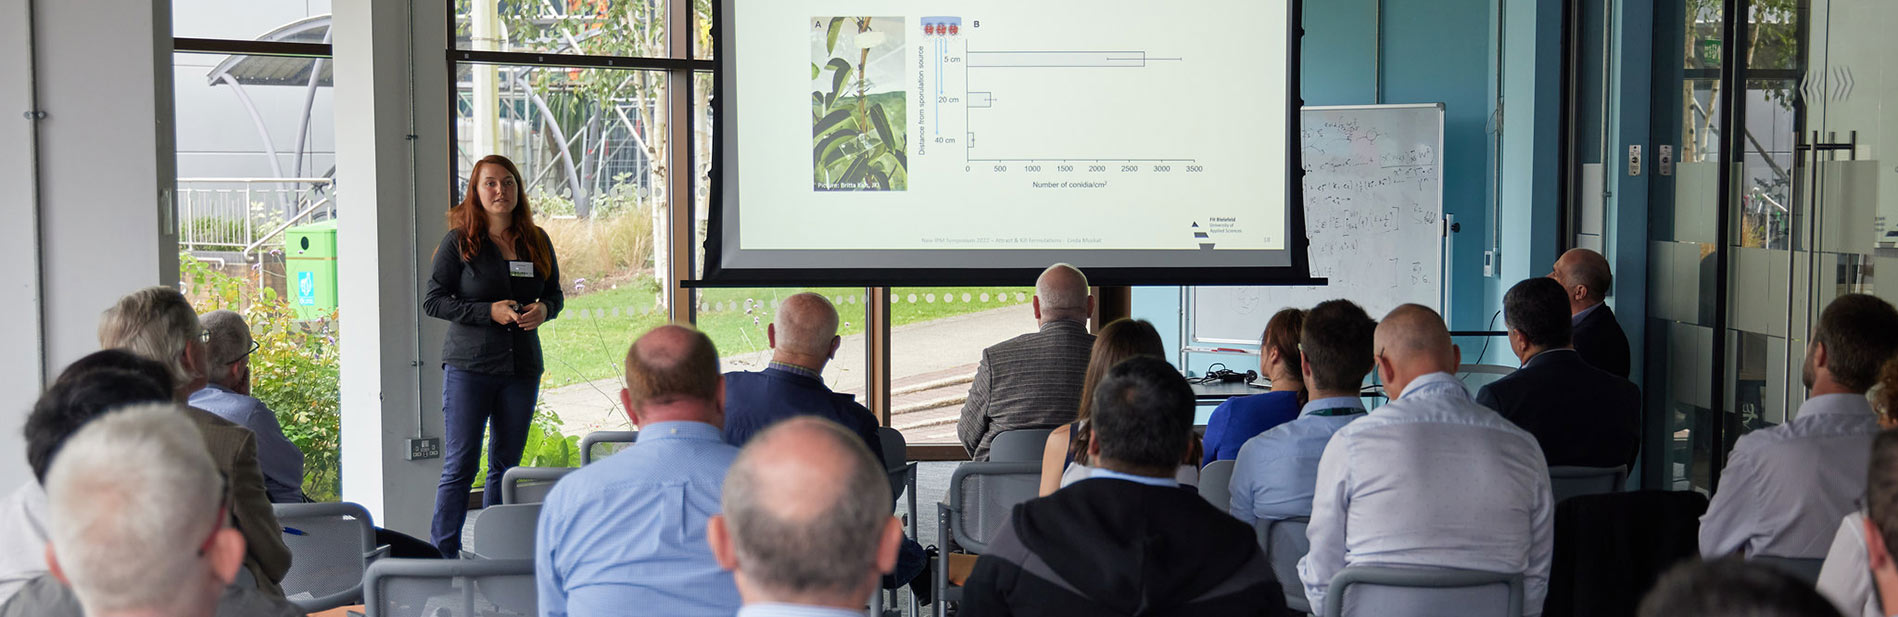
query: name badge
509 261 535 278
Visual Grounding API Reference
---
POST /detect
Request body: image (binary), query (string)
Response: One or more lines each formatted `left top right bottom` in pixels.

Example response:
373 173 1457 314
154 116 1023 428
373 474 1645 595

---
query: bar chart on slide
918 15 1201 174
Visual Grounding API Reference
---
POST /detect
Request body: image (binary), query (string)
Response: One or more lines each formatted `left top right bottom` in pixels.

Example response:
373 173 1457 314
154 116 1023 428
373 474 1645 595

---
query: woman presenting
423 154 563 556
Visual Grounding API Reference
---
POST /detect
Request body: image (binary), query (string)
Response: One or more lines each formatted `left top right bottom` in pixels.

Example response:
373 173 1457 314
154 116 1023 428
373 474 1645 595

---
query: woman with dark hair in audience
423 154 564 556
1199 308 1307 464
1038 319 1200 495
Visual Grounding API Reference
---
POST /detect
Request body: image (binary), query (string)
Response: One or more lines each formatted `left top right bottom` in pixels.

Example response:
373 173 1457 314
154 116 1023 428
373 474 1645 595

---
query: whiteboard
1190 104 1445 345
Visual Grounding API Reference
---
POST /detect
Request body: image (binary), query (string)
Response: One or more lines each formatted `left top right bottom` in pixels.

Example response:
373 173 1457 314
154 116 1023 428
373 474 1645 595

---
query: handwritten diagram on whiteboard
1190 104 1445 345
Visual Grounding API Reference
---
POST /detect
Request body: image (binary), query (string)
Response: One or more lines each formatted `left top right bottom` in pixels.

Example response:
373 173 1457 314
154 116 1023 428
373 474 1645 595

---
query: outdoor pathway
541 303 1037 441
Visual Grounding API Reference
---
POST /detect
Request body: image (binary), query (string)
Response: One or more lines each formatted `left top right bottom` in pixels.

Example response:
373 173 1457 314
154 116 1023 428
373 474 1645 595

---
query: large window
174 4 344 499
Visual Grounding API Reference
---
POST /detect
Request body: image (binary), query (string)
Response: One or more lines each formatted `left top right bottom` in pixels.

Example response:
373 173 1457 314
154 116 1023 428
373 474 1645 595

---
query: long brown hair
1262 308 1308 405
1070 318 1166 463
451 155 552 276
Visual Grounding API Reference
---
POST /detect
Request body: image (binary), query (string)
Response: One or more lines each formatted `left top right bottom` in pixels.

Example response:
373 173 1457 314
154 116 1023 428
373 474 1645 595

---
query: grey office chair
1257 516 1312 614
986 428 1055 463
462 503 541 560
578 430 638 465
273 502 383 612
500 466 574 504
873 426 919 617
1549 465 1628 504
935 461 1042 617
364 558 536 617
1323 566 1524 617
1751 556 1826 585
1199 459 1237 514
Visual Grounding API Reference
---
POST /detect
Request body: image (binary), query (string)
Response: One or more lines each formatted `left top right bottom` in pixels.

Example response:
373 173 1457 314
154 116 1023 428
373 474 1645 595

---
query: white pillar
0 0 175 493
333 0 452 536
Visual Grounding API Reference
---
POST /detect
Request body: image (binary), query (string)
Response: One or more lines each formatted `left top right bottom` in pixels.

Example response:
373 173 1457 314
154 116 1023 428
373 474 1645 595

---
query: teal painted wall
1136 0 1529 372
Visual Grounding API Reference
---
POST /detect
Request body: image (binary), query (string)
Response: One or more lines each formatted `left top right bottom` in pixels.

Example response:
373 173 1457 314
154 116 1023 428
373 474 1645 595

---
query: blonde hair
45 403 222 616
98 286 203 391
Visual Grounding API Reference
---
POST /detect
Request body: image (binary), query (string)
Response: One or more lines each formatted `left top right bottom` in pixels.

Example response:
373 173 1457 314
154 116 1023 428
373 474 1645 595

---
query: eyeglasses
223 340 259 367
198 328 212 343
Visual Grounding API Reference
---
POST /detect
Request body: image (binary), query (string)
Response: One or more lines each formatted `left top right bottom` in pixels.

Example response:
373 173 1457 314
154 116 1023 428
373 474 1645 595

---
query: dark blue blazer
1201 390 1302 465
722 366 883 455
1475 348 1641 470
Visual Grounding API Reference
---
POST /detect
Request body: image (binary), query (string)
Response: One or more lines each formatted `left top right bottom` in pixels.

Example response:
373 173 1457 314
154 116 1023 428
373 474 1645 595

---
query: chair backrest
1257 517 1312 614
876 426 910 499
1456 363 1517 393
500 466 575 504
1199 460 1237 513
1751 556 1826 585
946 461 1042 553
273 502 377 611
1324 566 1524 617
1549 465 1628 504
987 428 1054 463
364 558 536 617
464 503 542 560
578 430 638 465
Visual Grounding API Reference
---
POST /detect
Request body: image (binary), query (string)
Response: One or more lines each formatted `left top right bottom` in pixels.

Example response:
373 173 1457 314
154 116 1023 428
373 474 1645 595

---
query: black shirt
424 228 563 377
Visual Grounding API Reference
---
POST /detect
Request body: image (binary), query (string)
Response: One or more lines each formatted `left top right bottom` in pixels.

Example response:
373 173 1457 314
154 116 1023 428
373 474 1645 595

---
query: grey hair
775 293 840 357
723 418 891 597
45 403 222 616
1036 263 1090 320
98 286 204 392
200 310 252 386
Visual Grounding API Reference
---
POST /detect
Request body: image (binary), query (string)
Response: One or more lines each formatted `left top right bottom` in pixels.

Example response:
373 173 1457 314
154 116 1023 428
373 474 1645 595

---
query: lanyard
1308 408 1366 417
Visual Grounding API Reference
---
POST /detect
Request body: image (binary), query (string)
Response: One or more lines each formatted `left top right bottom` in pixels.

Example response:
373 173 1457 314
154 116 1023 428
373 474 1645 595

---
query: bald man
722 293 881 452
1551 248 1630 377
709 417 904 617
1298 305 1553 616
536 325 741 617
957 263 1098 460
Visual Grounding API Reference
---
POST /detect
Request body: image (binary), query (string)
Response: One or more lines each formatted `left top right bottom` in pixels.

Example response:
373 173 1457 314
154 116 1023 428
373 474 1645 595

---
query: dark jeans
431 364 538 555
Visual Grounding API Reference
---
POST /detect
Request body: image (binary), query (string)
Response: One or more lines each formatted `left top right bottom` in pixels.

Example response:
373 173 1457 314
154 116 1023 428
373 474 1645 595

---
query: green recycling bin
284 220 337 320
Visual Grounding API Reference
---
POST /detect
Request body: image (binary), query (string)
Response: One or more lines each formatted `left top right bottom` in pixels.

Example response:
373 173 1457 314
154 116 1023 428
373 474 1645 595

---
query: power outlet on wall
406 437 442 460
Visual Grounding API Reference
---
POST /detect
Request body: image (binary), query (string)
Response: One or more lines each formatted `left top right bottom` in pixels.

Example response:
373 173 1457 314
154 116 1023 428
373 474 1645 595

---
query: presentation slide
708 0 1304 284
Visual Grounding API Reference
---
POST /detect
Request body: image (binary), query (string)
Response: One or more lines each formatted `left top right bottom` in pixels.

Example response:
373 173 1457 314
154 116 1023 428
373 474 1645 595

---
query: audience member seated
98 286 290 596
1228 299 1375 525
1642 558 1844 617
191 310 306 503
42 405 274 617
1817 430 1898 617
961 356 1287 616
0 351 175 606
959 263 1097 460
1299 304 1552 616
708 417 903 617
722 292 880 451
1701 294 1898 560
1202 308 1306 465
1549 248 1630 378
1037 319 1196 495
536 325 740 617
1873 358 1898 429
720 291 928 599
1476 277 1641 469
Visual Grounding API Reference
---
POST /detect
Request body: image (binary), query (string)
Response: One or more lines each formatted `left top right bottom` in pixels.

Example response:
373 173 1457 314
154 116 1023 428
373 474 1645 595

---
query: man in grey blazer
957 264 1096 461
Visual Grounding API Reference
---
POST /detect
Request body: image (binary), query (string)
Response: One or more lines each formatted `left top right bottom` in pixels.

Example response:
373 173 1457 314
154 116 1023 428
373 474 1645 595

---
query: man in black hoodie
959 356 1286 617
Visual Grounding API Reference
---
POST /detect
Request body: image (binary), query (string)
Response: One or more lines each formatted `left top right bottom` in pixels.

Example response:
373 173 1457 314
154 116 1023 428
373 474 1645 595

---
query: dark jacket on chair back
1476 349 1641 470
1571 305 1631 378
959 478 1287 617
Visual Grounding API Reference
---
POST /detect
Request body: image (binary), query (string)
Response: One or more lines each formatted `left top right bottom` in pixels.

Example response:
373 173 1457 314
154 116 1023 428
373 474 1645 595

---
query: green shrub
181 255 343 501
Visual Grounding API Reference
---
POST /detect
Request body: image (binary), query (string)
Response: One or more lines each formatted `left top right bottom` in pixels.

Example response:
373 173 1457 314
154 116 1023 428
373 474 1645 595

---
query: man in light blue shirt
536 325 741 617
1229 299 1376 525
1700 294 1898 560
1299 305 1553 616
709 417 903 617
189 310 305 503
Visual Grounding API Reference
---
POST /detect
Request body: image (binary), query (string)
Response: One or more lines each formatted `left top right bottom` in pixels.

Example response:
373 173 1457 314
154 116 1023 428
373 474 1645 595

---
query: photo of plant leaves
812 16 907 191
